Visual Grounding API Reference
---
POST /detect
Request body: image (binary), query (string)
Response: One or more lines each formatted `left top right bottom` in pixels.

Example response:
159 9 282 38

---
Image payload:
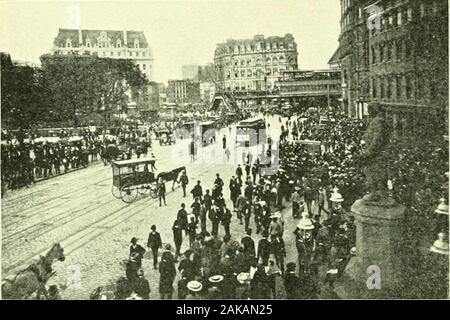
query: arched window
247 59 252 66
266 57 272 65
256 58 261 66
273 57 278 65
66 39 72 48
247 69 252 77
273 68 278 76
240 59 245 66
279 56 285 64
134 39 140 48
86 39 91 48
116 39 122 48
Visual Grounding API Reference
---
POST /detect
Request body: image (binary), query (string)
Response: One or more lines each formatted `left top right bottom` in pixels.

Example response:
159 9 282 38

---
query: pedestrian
147 225 162 269
257 231 270 266
318 187 329 217
304 186 314 214
209 203 220 236
187 216 198 248
157 177 167 206
133 269 151 299
126 252 141 287
225 148 231 163
172 220 183 261
251 163 259 185
203 189 212 212
283 262 300 299
180 170 189 197
199 203 207 234
291 186 301 218
191 197 201 222
236 194 247 225
221 204 232 237
129 237 146 268
222 135 226 150
235 164 243 185
177 203 188 235
190 180 203 200
229 176 239 209
214 173 224 193
241 228 256 259
159 246 177 299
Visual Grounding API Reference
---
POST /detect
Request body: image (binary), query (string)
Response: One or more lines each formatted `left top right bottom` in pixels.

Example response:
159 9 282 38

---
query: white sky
0 0 341 83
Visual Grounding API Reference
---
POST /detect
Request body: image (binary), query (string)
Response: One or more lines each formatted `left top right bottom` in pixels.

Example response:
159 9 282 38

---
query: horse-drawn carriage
111 157 185 203
156 129 175 146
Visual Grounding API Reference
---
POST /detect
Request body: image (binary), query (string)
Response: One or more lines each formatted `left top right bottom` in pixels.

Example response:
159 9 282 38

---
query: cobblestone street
2 116 311 299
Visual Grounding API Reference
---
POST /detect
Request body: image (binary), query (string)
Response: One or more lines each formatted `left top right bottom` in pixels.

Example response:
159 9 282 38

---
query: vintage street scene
0 0 448 300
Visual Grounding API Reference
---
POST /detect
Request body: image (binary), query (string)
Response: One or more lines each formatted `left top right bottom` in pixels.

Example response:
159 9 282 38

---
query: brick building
214 34 298 93
337 0 448 135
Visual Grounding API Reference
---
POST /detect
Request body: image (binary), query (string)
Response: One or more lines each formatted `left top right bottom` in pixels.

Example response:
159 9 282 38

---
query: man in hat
177 203 188 235
199 202 208 234
126 252 140 287
283 262 300 299
179 170 189 197
251 162 259 185
147 225 162 269
241 228 256 260
304 186 314 214
191 197 201 222
235 164 243 186
190 179 203 200
203 189 212 213
172 219 183 261
159 245 176 299
244 181 253 205
269 215 282 238
214 173 224 194
133 269 151 299
221 204 232 237
318 187 329 217
208 203 220 236
291 186 301 218
257 231 271 266
186 281 203 300
236 193 247 225
157 177 167 206
129 237 146 268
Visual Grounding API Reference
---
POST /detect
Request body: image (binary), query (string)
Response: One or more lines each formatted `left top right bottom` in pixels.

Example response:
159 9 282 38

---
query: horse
2 243 65 299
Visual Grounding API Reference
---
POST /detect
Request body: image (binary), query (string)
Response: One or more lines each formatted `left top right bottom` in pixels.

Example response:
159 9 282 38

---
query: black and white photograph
0 0 448 302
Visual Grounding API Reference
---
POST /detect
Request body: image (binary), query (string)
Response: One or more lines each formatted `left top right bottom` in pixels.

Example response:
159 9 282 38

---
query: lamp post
330 187 344 212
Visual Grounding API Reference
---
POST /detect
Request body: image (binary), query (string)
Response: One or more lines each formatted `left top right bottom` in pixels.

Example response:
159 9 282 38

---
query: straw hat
270 211 282 219
237 272 251 284
208 275 224 283
187 280 203 292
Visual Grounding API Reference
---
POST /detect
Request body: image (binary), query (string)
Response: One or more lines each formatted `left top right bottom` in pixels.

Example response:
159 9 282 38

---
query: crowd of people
1 126 152 197
95 121 358 299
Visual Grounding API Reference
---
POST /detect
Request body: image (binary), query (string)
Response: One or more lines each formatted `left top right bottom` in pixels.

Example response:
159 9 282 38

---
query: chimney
78 28 82 45
123 30 127 45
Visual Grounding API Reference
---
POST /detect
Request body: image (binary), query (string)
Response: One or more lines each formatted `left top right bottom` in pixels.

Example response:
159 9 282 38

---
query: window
273 68 278 76
247 59 252 66
234 60 239 66
134 40 140 48
407 8 413 22
279 56 285 64
266 57 271 64
256 59 261 66
387 77 392 98
240 70 245 77
66 39 72 48
129 52 132 57
288 43 294 50
372 78 377 98
273 57 278 65
143 64 146 70
420 4 425 18
116 39 122 48
396 76 402 99
136 51 139 57
118 52 121 57
247 69 252 77
397 12 402 25
273 43 277 50
266 43 270 50
240 59 245 66
371 46 376 64
111 52 114 56
142 51 146 57
388 15 393 26
379 44 384 62
86 40 91 48
406 75 413 99
386 42 391 61
235 71 239 78
279 43 284 50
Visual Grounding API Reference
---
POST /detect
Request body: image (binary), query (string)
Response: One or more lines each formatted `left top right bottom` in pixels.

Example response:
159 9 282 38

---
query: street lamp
330 187 344 211
430 198 449 255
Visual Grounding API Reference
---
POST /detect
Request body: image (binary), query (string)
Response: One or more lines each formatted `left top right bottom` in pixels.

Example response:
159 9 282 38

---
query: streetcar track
2 187 176 274
1 181 111 229
1 175 112 218
2 197 114 247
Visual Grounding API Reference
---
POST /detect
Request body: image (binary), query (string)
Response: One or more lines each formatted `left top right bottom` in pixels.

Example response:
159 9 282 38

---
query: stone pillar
335 198 406 298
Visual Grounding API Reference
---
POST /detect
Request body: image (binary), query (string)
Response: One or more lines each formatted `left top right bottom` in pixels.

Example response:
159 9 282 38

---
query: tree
39 54 148 127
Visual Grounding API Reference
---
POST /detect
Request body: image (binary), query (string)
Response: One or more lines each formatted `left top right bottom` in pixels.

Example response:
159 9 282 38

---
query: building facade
275 69 342 107
338 0 448 133
167 79 201 105
214 34 298 94
51 28 154 81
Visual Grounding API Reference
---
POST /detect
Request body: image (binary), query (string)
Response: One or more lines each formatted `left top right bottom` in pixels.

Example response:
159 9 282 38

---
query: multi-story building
181 65 200 80
167 79 201 105
214 34 298 94
337 0 448 135
338 0 370 118
51 28 154 81
275 69 342 108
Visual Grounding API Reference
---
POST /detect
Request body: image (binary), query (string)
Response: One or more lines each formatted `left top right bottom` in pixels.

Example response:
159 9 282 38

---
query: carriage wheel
120 184 138 203
111 186 121 199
